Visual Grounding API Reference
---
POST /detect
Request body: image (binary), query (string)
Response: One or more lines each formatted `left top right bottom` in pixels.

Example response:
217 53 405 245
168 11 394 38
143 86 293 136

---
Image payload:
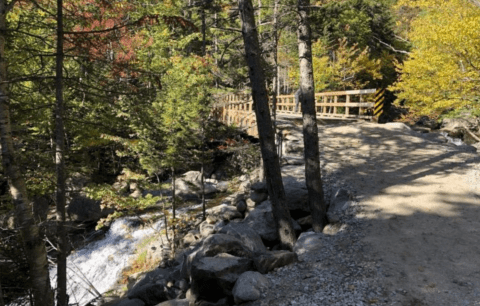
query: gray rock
330 188 350 209
323 223 344 235
201 234 253 258
245 198 256 208
294 232 324 260
199 221 216 237
182 171 202 183
206 204 242 223
112 298 145 306
250 182 267 193
176 279 188 292
216 181 229 193
232 271 270 304
186 288 198 305
284 141 303 154
326 211 340 224
183 230 201 247
253 250 297 274
236 200 247 213
191 254 253 302
243 201 278 242
282 176 309 212
155 299 189 306
67 195 113 222
249 191 268 203
129 267 174 292
441 118 478 137
238 181 251 193
297 215 312 228
283 156 305 165
218 223 266 255
327 189 353 223
195 298 228 306
127 283 168 306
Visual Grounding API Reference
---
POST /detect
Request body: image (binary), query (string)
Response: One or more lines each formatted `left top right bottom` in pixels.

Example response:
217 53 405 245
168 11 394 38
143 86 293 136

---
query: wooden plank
315 102 374 107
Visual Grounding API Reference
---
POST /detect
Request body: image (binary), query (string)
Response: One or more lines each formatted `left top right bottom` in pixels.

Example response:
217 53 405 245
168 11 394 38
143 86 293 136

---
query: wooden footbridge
215 88 384 136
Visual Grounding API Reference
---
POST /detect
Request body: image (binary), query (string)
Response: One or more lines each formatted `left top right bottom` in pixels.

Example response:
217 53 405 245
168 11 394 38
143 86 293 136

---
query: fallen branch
463 125 480 143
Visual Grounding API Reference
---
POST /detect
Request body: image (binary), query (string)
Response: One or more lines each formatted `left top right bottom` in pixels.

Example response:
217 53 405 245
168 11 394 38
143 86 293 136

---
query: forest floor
318 121 480 305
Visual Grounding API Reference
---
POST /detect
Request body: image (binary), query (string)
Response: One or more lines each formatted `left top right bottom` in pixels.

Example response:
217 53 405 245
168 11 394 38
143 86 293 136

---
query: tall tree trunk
55 0 68 304
297 0 326 232
238 0 296 250
0 2 54 305
0 280 5 306
272 0 279 152
201 7 206 57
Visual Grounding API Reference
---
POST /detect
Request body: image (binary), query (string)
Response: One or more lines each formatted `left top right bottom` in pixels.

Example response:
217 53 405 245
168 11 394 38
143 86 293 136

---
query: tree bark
238 0 296 250
55 0 68 304
297 0 327 232
0 279 5 306
0 2 54 305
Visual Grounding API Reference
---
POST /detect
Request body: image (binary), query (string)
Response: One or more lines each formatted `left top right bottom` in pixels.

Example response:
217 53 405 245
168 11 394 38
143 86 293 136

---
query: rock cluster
101 175 354 306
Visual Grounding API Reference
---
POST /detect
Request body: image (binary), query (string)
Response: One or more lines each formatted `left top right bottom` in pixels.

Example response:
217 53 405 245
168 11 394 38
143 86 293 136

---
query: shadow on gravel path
317 122 480 306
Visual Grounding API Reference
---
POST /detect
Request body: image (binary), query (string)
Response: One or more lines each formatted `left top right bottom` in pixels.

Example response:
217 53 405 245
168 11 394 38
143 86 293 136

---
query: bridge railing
274 88 376 119
215 88 377 136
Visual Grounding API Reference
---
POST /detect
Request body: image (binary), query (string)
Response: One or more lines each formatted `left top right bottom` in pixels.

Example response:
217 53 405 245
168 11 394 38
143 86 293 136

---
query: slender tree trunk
272 0 279 122
0 2 54 305
297 0 326 232
0 280 5 306
238 0 296 249
171 167 176 255
55 0 68 304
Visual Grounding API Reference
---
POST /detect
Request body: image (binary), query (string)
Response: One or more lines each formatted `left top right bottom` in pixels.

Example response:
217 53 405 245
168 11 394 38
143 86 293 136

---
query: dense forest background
0 0 479 305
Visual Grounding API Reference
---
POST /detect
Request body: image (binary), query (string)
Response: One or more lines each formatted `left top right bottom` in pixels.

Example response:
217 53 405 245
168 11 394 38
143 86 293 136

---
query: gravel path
247 120 480 306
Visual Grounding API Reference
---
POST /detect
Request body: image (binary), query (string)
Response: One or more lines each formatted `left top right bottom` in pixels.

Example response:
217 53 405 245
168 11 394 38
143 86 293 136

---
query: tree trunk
0 2 54 305
0 279 5 306
297 0 327 232
238 0 296 250
55 0 68 304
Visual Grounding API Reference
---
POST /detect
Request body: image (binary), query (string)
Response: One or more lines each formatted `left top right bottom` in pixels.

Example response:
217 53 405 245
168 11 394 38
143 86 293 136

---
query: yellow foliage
289 38 382 91
391 0 480 115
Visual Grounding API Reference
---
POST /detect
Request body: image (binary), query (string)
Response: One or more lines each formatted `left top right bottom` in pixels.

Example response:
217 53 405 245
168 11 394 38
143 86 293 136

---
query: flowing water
49 204 201 306
49 216 164 306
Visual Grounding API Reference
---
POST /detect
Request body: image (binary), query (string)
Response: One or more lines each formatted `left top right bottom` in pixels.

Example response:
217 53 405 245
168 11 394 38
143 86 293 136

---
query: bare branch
374 37 411 55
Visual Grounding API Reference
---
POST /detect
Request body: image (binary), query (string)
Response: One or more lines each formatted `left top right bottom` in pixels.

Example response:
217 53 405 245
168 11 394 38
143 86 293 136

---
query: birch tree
0 1 54 305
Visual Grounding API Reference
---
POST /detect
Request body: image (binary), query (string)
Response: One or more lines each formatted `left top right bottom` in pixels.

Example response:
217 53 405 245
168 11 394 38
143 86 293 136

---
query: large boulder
67 195 113 222
173 171 220 200
130 267 175 290
218 223 266 255
206 204 242 223
180 234 253 279
294 232 324 261
191 254 253 302
249 191 268 204
201 234 253 258
253 251 297 274
282 175 309 212
441 117 479 138
111 298 145 306
127 283 168 306
243 201 278 242
156 299 189 306
232 271 270 305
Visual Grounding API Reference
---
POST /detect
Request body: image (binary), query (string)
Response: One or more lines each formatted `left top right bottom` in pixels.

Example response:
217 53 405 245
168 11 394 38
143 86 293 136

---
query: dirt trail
318 121 480 305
